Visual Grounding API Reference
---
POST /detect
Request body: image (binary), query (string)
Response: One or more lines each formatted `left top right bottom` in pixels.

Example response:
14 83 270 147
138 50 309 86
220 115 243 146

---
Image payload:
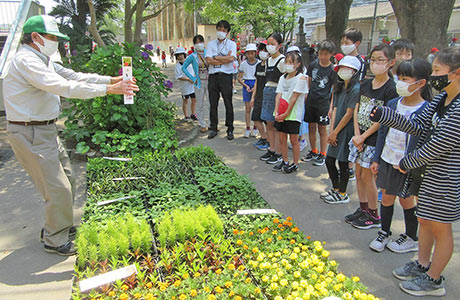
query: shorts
243 79 256 102
348 141 375 169
376 159 409 197
233 73 238 80
261 86 277 122
274 120 300 134
251 96 263 121
304 104 330 125
182 93 195 100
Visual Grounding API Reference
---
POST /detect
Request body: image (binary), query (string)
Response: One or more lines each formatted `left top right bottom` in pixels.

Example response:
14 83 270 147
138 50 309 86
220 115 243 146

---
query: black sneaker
227 130 234 140
301 150 318 162
40 226 77 243
352 211 381 229
266 153 282 164
349 168 356 181
272 161 288 172
283 163 299 174
208 130 218 139
190 114 198 121
312 153 325 166
344 208 366 224
43 240 76 256
260 150 274 161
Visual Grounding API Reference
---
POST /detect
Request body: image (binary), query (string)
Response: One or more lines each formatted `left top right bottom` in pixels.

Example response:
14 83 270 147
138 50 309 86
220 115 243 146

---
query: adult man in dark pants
205 20 237 140
3 15 138 255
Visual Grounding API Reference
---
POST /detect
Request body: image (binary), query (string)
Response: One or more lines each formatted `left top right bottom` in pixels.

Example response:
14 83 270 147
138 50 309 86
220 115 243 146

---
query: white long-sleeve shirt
3 45 111 122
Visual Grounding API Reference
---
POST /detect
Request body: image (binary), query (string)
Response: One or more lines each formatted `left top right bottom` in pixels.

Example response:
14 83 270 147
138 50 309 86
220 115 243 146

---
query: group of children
173 26 460 297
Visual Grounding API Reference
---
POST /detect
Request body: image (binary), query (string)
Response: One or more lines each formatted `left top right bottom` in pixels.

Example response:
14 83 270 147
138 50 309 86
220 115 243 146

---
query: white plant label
97 195 137 206
112 176 145 181
122 56 134 105
79 264 137 292
102 156 132 161
236 209 278 215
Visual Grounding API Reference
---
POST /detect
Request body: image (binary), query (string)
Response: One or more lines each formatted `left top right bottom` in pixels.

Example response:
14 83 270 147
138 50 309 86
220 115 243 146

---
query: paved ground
160 65 460 300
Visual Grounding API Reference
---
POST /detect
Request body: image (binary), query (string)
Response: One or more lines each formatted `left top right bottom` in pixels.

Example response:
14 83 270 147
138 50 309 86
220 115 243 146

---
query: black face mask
430 74 450 91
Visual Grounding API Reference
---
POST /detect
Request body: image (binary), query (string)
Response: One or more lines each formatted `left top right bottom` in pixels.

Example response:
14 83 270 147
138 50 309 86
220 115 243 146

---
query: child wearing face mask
321 56 361 203
174 47 196 120
391 39 414 81
370 47 460 297
340 28 367 82
251 42 269 150
345 44 398 228
260 33 286 166
182 35 209 132
369 59 432 254
273 52 308 173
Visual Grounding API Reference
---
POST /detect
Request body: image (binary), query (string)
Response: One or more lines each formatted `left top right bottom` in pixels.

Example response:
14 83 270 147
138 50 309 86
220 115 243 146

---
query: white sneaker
299 139 307 151
251 129 259 137
323 191 350 204
387 234 418 253
243 129 251 138
233 89 237 94
369 230 391 252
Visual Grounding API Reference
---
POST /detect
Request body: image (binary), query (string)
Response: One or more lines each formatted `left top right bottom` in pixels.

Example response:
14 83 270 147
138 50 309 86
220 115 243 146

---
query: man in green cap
3 15 139 255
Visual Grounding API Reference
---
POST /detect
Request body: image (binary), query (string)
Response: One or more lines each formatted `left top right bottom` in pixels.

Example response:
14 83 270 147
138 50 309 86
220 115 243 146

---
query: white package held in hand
122 56 134 104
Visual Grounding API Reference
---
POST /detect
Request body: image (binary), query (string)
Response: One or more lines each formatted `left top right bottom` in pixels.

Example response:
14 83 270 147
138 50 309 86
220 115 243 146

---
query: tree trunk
124 0 135 43
324 0 353 52
87 0 106 47
134 0 146 45
389 0 455 57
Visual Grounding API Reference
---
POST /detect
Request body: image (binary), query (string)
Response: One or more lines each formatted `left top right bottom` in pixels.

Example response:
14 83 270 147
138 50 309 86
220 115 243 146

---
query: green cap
23 15 70 41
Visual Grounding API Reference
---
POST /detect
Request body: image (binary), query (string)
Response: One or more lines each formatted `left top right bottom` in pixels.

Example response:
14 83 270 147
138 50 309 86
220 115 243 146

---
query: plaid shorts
348 140 376 169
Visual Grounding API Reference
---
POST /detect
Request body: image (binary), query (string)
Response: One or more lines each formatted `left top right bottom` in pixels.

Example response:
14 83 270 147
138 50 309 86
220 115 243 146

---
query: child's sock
246 126 250 130
253 126 257 130
312 148 319 154
320 152 327 156
380 204 394 235
404 207 418 241
359 202 368 212
368 208 379 219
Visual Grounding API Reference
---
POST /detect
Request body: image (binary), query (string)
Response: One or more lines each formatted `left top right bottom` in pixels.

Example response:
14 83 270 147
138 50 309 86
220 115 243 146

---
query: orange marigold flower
120 285 129 291
287 222 293 227
233 229 239 234
267 238 272 243
249 231 254 236
243 244 249 250
216 269 222 275
292 227 299 233
307 235 311 240
286 216 293 221
283 221 289 226
273 218 280 224
278 224 283 228
146 282 153 289
277 236 283 240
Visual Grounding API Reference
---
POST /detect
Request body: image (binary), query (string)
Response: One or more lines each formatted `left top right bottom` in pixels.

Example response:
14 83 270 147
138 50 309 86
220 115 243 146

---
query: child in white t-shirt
174 47 196 119
273 52 308 173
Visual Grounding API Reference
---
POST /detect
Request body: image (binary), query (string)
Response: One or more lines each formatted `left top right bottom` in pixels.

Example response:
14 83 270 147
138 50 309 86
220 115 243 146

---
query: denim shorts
261 86 277 122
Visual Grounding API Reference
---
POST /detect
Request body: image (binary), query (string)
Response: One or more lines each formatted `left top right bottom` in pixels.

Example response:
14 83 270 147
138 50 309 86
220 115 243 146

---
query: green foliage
157 205 223 248
62 42 176 155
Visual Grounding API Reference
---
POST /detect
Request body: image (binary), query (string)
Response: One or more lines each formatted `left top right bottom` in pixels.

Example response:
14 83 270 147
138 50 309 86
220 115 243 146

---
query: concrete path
161 65 460 300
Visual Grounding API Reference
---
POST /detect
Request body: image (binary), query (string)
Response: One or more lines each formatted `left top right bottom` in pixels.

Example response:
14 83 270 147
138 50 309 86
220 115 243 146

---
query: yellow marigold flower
320 288 328 296
280 279 288 286
353 276 360 282
311 274 318 280
321 250 330 258
146 282 153 289
267 237 273 243
179 294 187 300
272 230 278 235
229 291 235 297
108 291 116 297
283 249 289 254
262 275 269 282
329 260 337 267
302 245 308 251
290 239 296 244
240 230 245 235
286 263 292 270
316 266 324 273
254 287 261 294
233 271 239 278
204 286 211 293
173 280 181 288
145 294 156 300
290 253 298 260
343 292 352 300
245 277 251 283
215 286 223 294
275 251 281 257
243 244 249 250
294 271 301 278
228 264 235 270
183 273 190 279
215 269 222 275
302 292 311 300
333 283 343 291
327 271 335 278
207 295 216 300
354 290 361 298
119 294 128 300
278 270 284 277
272 274 279 282
252 247 259 254
314 244 323 252
325 277 333 284
336 273 346 282
225 281 233 288
274 296 283 300
270 282 279 290
134 293 142 299
236 239 243 245
278 235 283 240
359 293 368 300
235 296 242 300
293 247 301 253
194 272 201 278
291 281 300 290
300 280 308 288
120 285 129 291
190 289 198 297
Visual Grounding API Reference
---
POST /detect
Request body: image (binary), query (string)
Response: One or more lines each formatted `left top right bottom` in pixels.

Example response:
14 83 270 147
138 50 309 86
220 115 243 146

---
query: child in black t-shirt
303 40 337 166
251 42 269 150
345 44 398 230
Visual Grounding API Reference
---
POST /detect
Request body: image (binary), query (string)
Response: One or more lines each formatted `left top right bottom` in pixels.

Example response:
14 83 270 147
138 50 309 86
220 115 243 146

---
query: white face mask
284 64 295 73
396 80 420 97
34 33 59 57
259 51 269 60
216 31 227 40
267 45 278 55
195 43 204 51
341 44 356 55
338 68 354 81
370 62 389 76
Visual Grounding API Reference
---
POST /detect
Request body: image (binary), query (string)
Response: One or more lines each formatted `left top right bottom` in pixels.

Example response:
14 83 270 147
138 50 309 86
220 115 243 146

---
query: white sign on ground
236 209 278 215
79 264 137 292
102 156 132 161
97 195 137 206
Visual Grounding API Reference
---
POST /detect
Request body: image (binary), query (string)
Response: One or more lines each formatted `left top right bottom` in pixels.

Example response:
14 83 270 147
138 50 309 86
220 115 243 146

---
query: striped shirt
377 92 460 223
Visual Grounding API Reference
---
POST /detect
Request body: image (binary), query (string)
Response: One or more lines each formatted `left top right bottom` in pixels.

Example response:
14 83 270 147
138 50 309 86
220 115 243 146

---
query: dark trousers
325 156 349 193
208 73 234 132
